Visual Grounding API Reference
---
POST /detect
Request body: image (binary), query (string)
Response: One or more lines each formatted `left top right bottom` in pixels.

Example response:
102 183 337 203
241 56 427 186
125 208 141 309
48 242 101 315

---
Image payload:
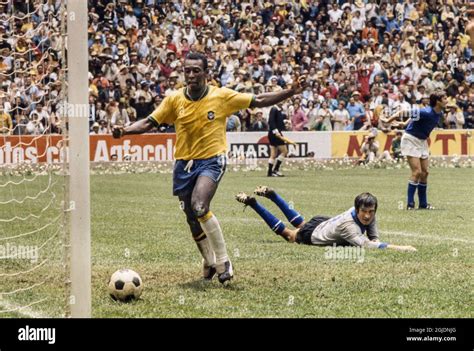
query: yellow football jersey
150 86 253 160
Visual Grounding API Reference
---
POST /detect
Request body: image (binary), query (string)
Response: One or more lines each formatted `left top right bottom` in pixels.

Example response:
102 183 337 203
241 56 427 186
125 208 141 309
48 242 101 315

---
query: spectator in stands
332 101 350 131
290 99 308 131
98 119 109 134
2 0 473 137
445 102 465 129
226 114 242 132
0 105 12 135
464 104 474 129
314 100 334 131
359 131 391 164
29 103 49 131
90 122 101 135
251 109 268 132
346 92 366 131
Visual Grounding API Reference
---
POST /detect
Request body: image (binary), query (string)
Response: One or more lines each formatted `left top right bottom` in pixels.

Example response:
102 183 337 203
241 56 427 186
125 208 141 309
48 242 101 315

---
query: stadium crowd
0 0 474 136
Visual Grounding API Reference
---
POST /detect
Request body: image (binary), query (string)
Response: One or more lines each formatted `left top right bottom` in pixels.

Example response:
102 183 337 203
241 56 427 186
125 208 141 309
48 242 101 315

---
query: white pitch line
0 298 48 318
383 231 474 245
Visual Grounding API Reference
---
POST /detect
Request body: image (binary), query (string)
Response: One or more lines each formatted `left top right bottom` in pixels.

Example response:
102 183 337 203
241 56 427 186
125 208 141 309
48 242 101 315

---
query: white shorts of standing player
401 133 429 159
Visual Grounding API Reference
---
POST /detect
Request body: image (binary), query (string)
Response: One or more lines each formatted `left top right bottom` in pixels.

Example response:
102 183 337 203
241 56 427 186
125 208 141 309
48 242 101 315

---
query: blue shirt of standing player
405 95 446 140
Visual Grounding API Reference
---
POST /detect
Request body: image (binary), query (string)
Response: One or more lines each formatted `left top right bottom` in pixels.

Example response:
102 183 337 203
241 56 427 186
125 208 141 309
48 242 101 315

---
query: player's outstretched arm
250 76 307 108
383 109 406 124
345 229 416 252
393 118 411 129
112 117 155 138
383 108 414 129
364 240 417 252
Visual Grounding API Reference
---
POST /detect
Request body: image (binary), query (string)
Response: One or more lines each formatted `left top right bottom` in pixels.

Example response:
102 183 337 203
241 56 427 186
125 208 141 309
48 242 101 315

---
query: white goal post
67 0 91 318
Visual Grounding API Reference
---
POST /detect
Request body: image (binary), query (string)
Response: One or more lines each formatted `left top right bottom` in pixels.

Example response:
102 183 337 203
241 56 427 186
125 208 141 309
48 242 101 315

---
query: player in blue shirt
387 91 447 209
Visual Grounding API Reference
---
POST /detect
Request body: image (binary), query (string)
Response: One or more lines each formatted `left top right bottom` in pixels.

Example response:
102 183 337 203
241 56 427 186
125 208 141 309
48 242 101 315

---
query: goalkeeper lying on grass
236 187 416 252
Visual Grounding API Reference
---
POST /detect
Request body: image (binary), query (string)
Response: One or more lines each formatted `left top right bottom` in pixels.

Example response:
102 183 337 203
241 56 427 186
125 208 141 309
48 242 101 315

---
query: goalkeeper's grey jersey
310 208 379 246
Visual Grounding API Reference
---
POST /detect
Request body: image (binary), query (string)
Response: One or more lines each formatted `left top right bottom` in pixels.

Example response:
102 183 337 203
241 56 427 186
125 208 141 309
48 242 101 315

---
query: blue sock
268 192 304 227
418 183 427 208
250 201 286 235
407 181 418 206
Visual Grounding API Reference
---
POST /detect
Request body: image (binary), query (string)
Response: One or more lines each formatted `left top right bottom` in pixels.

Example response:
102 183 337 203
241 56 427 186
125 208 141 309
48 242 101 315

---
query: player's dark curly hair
354 193 378 212
185 52 208 72
429 90 446 107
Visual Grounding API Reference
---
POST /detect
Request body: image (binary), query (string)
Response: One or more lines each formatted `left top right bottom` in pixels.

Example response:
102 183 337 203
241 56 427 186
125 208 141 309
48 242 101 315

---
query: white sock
277 154 285 162
199 212 228 266
195 236 216 267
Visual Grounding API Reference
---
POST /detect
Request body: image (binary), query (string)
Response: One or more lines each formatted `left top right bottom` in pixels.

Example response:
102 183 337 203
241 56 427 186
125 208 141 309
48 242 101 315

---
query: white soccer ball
108 269 143 302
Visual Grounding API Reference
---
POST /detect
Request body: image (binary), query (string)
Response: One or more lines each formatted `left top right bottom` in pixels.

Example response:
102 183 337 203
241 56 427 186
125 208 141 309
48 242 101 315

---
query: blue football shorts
172 154 227 196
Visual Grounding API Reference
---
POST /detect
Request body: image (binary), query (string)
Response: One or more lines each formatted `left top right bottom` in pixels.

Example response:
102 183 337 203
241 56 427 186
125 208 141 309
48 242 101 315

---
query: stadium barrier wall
0 130 472 164
331 130 473 158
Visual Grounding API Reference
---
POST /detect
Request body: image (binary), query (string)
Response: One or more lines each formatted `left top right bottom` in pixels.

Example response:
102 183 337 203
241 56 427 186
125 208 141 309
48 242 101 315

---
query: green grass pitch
1 167 473 317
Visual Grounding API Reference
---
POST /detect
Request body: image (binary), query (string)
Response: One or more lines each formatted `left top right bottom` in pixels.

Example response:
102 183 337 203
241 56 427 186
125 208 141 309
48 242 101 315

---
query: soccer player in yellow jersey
113 52 306 284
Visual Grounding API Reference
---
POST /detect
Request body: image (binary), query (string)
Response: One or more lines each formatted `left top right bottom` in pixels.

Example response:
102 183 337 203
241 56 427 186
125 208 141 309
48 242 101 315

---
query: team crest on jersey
207 111 215 120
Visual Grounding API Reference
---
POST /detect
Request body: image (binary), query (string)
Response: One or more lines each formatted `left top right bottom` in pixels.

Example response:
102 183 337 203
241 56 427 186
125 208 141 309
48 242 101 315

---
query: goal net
0 0 90 318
